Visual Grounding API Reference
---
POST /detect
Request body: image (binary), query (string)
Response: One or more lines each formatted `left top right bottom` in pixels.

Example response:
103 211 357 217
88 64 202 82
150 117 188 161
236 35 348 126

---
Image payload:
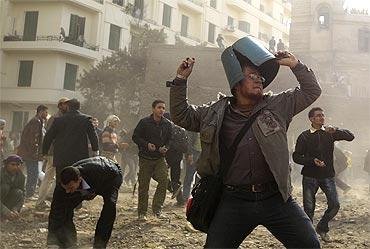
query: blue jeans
182 151 200 201
205 189 320 248
25 160 39 198
303 176 340 233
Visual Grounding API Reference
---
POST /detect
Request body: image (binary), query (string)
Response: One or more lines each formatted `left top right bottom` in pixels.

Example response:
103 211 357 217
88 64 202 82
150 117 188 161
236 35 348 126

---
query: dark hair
67 98 80 111
152 99 165 109
60 166 80 185
308 107 323 118
36 105 48 113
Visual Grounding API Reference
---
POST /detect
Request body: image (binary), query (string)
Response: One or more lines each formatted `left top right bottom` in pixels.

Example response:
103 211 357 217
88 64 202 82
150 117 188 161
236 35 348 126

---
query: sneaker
138 214 147 221
316 228 332 242
153 211 167 219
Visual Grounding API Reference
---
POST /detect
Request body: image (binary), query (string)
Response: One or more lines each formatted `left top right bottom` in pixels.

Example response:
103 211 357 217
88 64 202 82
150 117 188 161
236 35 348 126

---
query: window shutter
18 61 33 87
23 11 38 41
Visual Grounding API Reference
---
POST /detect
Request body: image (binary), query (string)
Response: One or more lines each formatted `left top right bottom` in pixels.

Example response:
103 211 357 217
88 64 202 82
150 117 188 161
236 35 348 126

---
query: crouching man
1 155 25 221
47 156 122 249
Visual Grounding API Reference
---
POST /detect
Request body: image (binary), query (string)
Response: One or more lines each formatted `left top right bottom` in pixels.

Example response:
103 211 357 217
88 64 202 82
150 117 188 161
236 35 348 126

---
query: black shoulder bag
186 110 261 233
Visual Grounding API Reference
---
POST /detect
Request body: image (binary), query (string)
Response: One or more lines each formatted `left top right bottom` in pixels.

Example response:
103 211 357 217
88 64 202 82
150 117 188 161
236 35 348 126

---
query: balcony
0 87 82 105
221 25 248 42
10 0 103 12
178 0 203 14
226 0 289 34
3 35 99 60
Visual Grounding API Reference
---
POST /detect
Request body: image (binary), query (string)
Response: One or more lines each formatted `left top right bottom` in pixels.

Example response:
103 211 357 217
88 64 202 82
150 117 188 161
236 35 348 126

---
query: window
162 4 172 28
112 0 124 6
358 28 370 52
208 23 215 43
18 61 33 87
181 15 189 37
12 111 29 132
244 0 252 4
23 11 38 41
63 63 78 91
227 16 234 26
238 21 250 33
260 4 265 12
318 6 330 29
133 0 144 19
108 24 121 51
210 0 217 8
68 14 85 41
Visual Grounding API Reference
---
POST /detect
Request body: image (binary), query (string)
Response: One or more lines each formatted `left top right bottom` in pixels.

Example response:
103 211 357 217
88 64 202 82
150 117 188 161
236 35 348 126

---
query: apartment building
0 0 291 132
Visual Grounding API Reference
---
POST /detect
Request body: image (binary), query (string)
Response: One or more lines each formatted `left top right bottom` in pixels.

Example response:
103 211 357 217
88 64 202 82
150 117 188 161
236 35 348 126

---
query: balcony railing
187 0 203 7
3 34 99 51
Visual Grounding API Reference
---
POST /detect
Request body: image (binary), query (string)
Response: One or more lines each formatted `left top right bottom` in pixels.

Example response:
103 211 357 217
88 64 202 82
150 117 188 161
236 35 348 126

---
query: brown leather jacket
17 116 44 161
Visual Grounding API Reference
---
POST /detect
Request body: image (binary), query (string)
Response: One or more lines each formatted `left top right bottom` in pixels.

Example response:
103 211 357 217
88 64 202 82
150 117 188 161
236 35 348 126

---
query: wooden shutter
63 63 78 91
23 11 38 41
18 61 33 87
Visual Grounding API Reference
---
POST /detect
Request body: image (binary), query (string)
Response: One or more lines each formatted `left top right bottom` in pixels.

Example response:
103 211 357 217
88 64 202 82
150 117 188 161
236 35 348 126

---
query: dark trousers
165 150 183 190
47 175 122 248
205 189 320 248
24 160 39 197
303 176 340 233
1 186 24 215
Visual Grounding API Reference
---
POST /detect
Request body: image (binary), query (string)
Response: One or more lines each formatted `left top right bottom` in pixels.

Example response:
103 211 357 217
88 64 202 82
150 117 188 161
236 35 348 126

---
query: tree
78 24 166 129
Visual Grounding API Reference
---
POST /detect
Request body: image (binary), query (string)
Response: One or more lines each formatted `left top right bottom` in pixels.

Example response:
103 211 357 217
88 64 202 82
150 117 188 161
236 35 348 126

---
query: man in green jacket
169 37 322 248
1 155 25 221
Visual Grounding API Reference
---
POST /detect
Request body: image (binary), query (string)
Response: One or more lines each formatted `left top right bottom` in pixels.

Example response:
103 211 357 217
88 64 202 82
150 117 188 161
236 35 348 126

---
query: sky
343 0 370 9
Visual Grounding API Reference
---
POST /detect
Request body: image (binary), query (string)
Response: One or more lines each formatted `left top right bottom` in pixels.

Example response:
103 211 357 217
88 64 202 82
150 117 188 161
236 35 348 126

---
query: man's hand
6 211 20 220
158 146 168 155
275 51 299 69
186 154 194 165
324 125 337 134
148 143 156 152
92 151 99 157
314 158 326 167
176 57 195 80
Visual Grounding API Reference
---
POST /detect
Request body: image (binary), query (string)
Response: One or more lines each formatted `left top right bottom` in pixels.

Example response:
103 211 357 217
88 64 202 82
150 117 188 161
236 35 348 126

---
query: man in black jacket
42 98 99 179
132 100 172 220
293 107 354 242
47 157 122 248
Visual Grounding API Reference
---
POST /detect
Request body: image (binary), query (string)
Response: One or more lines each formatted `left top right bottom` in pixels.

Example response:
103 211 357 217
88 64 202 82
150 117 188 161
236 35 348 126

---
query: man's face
40 110 48 120
110 119 120 129
6 162 21 175
58 103 69 113
61 179 81 193
310 110 325 127
92 119 99 128
235 66 264 101
152 103 165 118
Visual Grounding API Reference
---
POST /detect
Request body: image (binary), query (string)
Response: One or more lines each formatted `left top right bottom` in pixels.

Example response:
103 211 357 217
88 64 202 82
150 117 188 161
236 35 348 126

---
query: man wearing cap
169 36 322 248
36 97 69 209
1 155 25 221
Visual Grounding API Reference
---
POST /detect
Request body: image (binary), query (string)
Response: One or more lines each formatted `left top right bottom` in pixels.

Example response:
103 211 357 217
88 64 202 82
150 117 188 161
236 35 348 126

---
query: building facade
0 0 291 132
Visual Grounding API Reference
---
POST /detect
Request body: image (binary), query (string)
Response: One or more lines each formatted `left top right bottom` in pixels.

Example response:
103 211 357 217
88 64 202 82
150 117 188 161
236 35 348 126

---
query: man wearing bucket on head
169 36 322 248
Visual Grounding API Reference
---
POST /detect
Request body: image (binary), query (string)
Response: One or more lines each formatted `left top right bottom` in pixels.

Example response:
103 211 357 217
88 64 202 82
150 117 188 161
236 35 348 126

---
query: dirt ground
1 181 369 249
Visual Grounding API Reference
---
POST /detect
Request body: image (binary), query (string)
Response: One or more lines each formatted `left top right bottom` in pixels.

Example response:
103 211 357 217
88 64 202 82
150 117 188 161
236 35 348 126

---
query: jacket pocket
257 110 282 137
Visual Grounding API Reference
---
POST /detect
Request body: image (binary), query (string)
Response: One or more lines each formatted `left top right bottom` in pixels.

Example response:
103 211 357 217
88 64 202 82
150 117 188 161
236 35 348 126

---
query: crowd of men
0 36 369 249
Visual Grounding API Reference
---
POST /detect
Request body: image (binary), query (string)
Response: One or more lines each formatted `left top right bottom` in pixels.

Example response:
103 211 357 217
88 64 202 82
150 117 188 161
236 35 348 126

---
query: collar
310 126 325 133
150 114 163 124
79 179 91 190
